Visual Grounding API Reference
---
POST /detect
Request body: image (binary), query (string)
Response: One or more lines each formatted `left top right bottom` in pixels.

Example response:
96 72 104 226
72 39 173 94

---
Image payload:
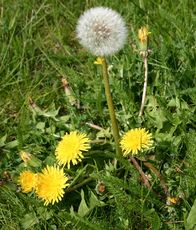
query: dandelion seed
35 165 69 206
55 131 90 168
76 7 127 56
120 128 153 156
18 170 38 193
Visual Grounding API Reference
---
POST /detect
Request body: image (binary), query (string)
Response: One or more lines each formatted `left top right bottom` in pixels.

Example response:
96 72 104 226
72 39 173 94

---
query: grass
0 0 195 229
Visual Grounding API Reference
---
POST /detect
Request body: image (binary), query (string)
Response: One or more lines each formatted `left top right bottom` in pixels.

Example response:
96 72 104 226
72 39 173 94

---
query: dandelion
76 7 127 56
94 57 104 65
167 196 180 205
55 131 90 168
35 165 69 206
120 128 153 156
18 170 38 193
20 151 31 166
138 26 151 116
76 7 126 156
138 26 151 52
138 26 151 45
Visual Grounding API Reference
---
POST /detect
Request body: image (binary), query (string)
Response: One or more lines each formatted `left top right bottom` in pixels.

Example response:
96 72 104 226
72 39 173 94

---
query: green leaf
70 206 75 217
59 115 70 122
78 190 105 218
5 140 18 149
28 155 42 167
40 108 60 121
37 207 53 221
0 134 7 147
148 109 167 129
187 199 196 230
69 165 89 187
36 122 45 131
78 190 89 217
44 155 56 165
89 191 105 209
145 209 161 230
21 212 39 229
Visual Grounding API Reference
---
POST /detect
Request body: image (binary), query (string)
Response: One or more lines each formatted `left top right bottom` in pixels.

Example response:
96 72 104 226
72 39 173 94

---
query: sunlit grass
0 0 195 229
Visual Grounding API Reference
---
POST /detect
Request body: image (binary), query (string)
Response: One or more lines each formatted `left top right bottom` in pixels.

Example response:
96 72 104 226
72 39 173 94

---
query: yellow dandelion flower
94 57 104 65
55 131 90 168
138 26 151 44
120 128 153 156
35 165 69 206
18 170 38 193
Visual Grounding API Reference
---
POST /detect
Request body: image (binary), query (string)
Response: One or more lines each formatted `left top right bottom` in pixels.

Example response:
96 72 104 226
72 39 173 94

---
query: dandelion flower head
18 170 38 193
120 128 153 156
35 165 69 206
55 131 90 168
138 26 151 44
76 7 127 56
94 57 104 65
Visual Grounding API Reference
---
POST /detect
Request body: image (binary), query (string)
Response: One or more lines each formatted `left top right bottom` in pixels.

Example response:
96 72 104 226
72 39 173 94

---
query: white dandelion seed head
76 7 127 56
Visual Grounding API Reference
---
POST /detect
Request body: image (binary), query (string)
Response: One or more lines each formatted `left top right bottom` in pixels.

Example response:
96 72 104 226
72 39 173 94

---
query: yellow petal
94 57 104 65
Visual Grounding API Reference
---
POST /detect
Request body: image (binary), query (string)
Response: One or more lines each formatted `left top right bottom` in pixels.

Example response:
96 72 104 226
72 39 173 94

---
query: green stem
130 157 151 189
64 177 94 194
139 51 148 116
102 57 121 157
143 161 169 195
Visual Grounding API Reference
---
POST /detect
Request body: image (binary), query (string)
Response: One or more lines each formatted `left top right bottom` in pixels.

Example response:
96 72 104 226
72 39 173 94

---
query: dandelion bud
76 7 127 56
138 26 151 51
20 151 31 165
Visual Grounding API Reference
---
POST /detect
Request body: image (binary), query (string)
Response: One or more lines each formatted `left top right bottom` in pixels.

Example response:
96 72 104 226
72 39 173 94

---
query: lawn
0 0 195 229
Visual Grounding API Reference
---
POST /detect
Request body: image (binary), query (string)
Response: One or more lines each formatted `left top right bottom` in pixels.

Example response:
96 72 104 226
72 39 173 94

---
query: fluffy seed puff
76 7 127 56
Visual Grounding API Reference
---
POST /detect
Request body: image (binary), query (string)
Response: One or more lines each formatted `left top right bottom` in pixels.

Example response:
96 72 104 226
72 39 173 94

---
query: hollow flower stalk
76 7 127 156
138 26 151 116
